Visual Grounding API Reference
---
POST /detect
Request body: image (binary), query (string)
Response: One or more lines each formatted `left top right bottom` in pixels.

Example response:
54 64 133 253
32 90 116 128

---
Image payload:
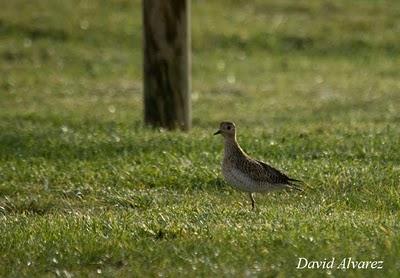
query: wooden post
143 0 191 131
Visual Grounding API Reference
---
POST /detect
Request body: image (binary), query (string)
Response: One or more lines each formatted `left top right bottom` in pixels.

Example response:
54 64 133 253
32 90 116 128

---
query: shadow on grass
0 115 194 161
199 32 400 57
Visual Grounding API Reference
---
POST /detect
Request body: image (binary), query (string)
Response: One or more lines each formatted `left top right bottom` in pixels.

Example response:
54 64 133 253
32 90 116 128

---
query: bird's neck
224 137 246 160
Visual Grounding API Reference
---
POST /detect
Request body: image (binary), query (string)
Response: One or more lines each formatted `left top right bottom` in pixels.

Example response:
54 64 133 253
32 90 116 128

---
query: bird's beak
214 130 221 135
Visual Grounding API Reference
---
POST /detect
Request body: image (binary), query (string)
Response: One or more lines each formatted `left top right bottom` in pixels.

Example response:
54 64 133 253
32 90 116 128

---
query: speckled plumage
215 121 302 209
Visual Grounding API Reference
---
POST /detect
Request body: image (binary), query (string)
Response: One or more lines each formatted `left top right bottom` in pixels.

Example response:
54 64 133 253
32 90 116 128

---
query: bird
214 121 302 210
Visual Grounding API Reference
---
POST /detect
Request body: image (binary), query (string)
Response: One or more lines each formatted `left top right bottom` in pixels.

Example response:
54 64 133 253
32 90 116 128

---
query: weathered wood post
143 0 191 130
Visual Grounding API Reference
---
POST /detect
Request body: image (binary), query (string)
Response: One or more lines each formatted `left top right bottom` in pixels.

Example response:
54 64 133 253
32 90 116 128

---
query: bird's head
214 121 236 138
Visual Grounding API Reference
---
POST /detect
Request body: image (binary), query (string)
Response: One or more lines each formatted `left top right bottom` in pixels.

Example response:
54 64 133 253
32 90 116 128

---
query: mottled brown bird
214 121 302 209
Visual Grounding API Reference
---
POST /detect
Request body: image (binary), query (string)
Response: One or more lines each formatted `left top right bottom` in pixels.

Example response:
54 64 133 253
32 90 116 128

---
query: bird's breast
222 162 259 192
222 159 279 193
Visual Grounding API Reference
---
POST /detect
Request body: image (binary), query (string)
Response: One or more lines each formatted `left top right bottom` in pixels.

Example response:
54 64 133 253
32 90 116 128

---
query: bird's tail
288 178 304 192
288 178 303 184
289 184 303 192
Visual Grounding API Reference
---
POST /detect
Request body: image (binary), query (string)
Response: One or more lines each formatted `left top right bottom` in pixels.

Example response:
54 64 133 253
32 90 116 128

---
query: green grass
1 0 400 276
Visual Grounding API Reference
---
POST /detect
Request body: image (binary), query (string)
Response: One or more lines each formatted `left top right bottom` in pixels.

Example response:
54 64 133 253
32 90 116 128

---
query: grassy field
1 0 400 276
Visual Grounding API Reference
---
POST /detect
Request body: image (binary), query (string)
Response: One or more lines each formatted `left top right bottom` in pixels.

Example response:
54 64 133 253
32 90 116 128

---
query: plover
214 121 302 209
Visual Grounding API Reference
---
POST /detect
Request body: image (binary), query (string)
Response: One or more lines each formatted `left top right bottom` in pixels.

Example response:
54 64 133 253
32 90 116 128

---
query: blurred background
2 0 399 129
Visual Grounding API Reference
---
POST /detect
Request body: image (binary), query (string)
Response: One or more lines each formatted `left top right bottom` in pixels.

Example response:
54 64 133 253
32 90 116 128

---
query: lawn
1 0 399 277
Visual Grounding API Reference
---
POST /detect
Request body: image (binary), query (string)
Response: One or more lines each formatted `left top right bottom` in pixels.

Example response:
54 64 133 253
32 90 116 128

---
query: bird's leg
249 193 255 210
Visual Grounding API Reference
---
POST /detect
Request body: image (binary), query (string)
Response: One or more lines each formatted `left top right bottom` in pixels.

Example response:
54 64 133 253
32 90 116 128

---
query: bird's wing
254 160 303 190
253 159 292 184
235 157 290 184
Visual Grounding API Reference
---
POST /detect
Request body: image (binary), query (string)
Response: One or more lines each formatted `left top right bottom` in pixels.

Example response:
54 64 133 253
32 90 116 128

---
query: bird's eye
227 126 231 130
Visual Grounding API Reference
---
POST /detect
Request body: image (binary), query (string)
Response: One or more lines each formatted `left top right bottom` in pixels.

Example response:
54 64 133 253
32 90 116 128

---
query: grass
1 0 400 276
